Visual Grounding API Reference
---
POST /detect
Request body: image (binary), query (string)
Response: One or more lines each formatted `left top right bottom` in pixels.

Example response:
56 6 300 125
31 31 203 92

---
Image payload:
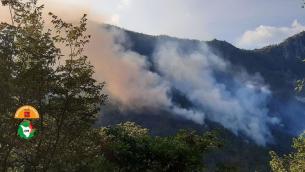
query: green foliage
100 122 222 172
0 0 106 171
270 133 305 172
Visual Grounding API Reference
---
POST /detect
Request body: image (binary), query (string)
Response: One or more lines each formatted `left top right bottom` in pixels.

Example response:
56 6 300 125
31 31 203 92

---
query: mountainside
101 25 305 134
98 25 305 171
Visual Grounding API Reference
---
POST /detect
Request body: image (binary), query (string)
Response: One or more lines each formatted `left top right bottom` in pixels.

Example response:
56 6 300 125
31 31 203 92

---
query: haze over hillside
94 25 305 144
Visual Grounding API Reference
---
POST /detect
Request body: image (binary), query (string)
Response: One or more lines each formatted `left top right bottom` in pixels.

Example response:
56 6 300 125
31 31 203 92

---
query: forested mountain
98 25 305 171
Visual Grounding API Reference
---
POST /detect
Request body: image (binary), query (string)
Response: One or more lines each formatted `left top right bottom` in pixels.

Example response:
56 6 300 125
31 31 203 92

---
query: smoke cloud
86 25 205 123
87 25 171 110
154 42 280 145
0 1 280 145
84 25 280 145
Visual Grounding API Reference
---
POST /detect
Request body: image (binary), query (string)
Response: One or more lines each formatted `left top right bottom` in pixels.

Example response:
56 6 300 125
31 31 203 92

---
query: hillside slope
98 25 305 171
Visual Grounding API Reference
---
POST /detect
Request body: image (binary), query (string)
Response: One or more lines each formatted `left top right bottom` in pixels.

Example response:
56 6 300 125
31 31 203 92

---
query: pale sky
2 0 305 49
94 0 305 49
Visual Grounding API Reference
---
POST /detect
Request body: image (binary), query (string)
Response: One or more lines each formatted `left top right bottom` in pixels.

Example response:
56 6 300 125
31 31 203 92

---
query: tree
0 0 107 171
0 22 18 172
99 122 222 172
270 133 305 172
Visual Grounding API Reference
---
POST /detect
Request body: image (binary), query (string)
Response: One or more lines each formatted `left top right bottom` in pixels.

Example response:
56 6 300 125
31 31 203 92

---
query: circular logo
17 120 37 139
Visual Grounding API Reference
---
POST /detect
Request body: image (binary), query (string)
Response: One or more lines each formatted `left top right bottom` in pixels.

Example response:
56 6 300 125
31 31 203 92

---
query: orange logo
15 105 40 119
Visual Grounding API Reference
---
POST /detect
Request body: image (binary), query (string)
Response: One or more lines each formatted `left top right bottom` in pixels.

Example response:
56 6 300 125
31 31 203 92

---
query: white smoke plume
0 1 280 145
154 42 280 145
85 25 279 145
86 25 205 123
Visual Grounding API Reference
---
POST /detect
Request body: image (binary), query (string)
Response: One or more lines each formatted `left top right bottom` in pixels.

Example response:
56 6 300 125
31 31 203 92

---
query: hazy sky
91 0 305 49
2 0 305 49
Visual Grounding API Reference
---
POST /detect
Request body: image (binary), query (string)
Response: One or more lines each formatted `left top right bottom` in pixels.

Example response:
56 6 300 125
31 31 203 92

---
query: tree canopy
0 0 106 170
270 133 305 172
99 122 222 171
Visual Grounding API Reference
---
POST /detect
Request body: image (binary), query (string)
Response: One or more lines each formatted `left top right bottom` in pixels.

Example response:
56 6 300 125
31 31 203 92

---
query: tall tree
0 0 107 171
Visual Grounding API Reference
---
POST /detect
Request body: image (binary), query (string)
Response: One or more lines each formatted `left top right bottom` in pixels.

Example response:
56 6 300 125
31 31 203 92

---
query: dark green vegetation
270 133 305 172
98 122 221 171
99 109 273 171
0 0 105 170
0 1 221 171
